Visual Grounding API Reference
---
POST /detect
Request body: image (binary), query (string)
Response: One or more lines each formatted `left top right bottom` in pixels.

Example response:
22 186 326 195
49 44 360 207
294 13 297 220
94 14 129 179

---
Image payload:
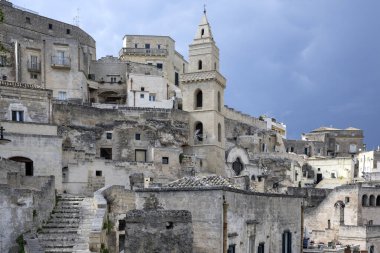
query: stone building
358 150 380 181
132 176 303 253
0 80 63 190
293 183 380 252
0 0 96 102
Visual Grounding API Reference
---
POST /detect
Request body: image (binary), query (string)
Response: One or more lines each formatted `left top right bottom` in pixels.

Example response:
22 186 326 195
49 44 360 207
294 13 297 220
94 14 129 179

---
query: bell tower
181 10 226 175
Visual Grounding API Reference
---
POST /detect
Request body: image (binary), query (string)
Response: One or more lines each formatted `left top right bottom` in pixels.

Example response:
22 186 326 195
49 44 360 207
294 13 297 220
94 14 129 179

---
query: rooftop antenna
73 8 80 27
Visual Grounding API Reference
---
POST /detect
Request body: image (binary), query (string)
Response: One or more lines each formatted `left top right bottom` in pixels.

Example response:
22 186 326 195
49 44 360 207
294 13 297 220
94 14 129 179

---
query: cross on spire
203 4 206 14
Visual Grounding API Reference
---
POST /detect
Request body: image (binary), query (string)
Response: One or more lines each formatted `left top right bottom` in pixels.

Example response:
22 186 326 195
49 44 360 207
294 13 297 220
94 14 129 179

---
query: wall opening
195 89 203 108
9 156 33 176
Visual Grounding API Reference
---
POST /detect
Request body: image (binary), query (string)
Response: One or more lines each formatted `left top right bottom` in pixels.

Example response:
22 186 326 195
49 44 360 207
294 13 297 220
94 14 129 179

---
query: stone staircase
30 195 96 253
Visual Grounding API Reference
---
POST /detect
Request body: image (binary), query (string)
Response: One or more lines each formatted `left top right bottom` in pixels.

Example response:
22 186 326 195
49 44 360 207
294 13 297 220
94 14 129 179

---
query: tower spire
203 4 206 14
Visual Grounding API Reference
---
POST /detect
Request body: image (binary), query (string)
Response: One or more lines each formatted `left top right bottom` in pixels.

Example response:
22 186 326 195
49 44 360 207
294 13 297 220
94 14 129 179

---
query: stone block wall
124 209 193 253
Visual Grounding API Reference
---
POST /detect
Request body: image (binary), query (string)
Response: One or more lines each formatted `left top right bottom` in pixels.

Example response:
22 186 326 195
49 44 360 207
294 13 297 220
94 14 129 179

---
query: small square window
141 87 145 91
95 170 102 176
25 17 31 24
106 133 112 140
66 29 71 34
48 23 53 30
162 157 169 164
30 73 38 79
145 43 150 49
345 197 350 203
157 63 163 69
2 75 7 80
134 43 138 48
140 94 144 99
135 133 141 140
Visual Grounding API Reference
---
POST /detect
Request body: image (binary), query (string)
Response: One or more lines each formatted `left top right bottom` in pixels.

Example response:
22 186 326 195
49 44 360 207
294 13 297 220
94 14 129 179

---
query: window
118 220 126 231
157 44 161 49
140 94 144 99
106 133 112 140
368 220 373 226
162 157 169 164
195 90 202 108
195 122 203 142
336 144 340 152
0 55 6 67
141 87 145 91
156 63 163 69
12 111 24 122
290 147 294 152
201 28 205 36
145 43 150 49
175 72 179 86
328 219 331 229
370 195 376 206
369 246 374 253
227 244 235 253
30 73 38 79
48 23 53 30
30 55 38 70
56 50 65 65
25 17 31 24
362 194 369 206
377 196 380 206
345 197 350 203
110 77 116 83
100 148 112 160
149 94 155 101
95 170 102 176
135 149 147 162
135 133 141 140
218 123 221 142
331 172 336 178
58 91 67 100
282 231 292 253
217 91 221 112
349 144 357 153
2 75 7 80
66 29 71 34
198 60 202 70
258 243 265 253
232 158 244 176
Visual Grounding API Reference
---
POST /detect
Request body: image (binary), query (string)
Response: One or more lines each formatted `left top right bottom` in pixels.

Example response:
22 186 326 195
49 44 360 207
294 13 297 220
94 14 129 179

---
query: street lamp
0 125 11 144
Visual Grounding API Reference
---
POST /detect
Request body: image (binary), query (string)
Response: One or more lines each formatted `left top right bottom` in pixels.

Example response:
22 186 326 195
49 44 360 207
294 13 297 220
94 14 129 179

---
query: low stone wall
89 186 108 252
0 175 55 252
223 105 266 129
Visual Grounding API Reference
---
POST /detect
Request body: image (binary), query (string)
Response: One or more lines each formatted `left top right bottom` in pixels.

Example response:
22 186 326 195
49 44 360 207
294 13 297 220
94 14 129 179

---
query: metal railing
27 60 41 72
119 47 168 57
51 56 71 68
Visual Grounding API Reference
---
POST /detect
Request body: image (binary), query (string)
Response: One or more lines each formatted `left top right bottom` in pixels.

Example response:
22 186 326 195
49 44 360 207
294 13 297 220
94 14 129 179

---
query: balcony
27 60 41 72
51 56 71 69
119 47 168 57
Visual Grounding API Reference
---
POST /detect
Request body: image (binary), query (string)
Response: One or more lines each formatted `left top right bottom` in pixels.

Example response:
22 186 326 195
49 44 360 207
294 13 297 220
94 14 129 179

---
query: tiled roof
166 175 237 189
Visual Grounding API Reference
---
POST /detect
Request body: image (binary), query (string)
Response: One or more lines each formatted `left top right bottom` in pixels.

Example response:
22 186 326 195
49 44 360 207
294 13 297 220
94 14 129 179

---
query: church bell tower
181 10 226 175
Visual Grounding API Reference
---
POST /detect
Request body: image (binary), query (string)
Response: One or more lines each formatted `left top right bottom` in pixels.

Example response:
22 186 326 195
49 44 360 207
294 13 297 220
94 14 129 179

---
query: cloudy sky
10 0 380 149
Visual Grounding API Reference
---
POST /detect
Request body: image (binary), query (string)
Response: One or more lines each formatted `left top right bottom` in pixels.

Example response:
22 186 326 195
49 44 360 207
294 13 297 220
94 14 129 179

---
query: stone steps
35 194 95 252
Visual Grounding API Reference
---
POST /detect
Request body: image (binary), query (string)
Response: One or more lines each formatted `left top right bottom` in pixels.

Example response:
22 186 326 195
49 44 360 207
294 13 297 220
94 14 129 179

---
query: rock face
124 194 193 253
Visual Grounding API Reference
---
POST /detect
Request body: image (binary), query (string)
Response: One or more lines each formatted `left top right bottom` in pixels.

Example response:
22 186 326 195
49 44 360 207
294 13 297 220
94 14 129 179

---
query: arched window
201 28 204 36
377 196 380 206
218 123 221 142
195 89 202 108
198 60 202 70
217 91 221 112
370 195 376 206
195 122 203 142
362 194 369 206
232 158 243 175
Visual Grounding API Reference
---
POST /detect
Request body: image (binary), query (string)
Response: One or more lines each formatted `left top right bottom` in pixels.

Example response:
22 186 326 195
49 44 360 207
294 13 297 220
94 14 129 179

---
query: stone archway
9 156 34 176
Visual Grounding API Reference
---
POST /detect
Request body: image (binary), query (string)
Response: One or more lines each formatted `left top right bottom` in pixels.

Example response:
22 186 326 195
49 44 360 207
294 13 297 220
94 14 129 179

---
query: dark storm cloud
10 0 380 148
